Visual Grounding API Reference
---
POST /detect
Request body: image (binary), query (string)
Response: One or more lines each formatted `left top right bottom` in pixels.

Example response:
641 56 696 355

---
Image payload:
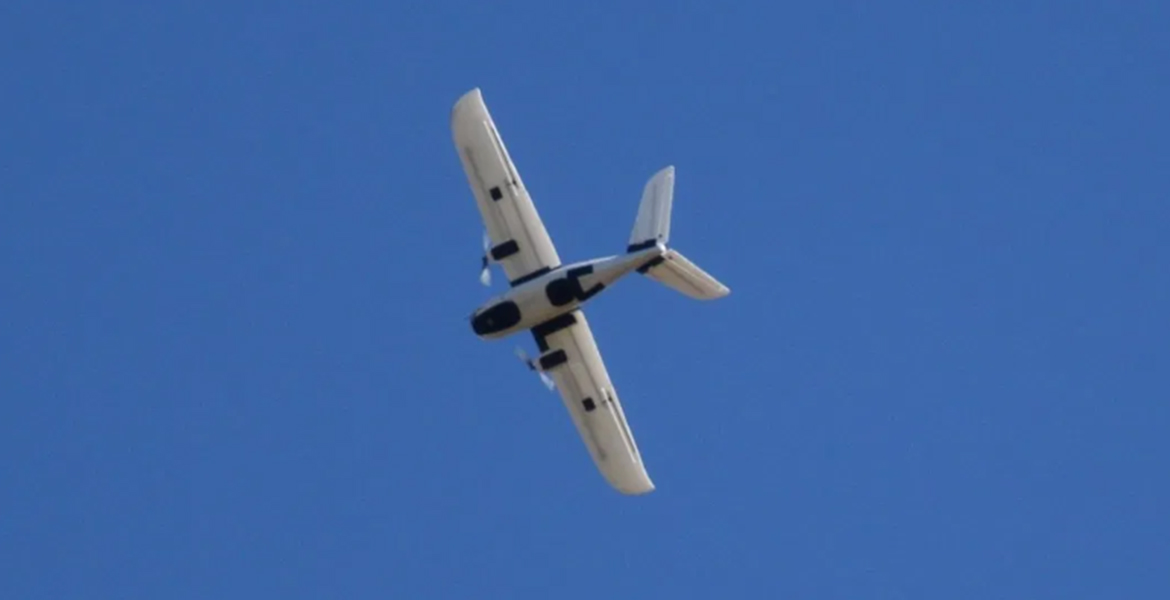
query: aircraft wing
451 88 561 285
532 310 655 495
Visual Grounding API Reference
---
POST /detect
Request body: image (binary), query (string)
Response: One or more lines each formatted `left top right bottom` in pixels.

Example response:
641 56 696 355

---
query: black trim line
510 266 554 287
636 256 666 274
579 282 605 301
626 239 658 253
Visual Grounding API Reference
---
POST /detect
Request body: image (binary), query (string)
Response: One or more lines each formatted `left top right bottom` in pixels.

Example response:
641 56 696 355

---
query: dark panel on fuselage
471 300 522 336
531 311 579 352
545 277 580 306
636 255 665 274
544 264 605 306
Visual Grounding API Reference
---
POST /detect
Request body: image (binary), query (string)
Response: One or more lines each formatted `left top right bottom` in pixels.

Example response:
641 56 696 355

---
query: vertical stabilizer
627 166 674 251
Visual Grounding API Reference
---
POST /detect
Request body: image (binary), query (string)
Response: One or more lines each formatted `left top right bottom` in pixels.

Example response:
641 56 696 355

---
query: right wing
451 88 561 286
531 310 655 495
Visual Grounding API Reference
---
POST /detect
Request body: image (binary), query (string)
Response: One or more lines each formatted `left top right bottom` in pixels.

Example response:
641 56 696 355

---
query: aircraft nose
471 312 494 336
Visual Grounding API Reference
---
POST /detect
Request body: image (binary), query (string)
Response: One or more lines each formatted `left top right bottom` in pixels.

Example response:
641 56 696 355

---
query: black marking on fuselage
531 311 578 352
636 255 666 274
545 264 604 306
471 300 522 336
571 264 604 301
546 278 578 306
627 239 658 253
490 240 519 261
582 397 596 412
510 266 553 287
579 282 605 301
489 186 503 201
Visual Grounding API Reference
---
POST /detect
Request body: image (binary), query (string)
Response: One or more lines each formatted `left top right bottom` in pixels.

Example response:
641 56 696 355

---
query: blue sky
3 1 1168 597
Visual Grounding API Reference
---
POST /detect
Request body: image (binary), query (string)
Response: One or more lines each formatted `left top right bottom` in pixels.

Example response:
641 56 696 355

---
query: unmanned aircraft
451 88 729 495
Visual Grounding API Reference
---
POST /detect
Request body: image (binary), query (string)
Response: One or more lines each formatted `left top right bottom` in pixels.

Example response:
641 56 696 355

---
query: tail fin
628 166 730 300
627 166 674 251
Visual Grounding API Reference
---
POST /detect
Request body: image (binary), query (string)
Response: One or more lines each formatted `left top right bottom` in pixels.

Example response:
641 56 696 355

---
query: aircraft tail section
638 249 729 300
627 166 729 301
628 166 674 251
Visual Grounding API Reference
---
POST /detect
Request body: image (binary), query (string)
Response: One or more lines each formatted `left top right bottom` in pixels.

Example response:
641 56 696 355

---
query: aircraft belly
511 284 579 333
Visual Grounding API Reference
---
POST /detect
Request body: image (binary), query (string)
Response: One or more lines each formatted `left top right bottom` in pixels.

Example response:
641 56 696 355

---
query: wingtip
451 87 489 129
615 481 656 496
606 467 656 496
453 87 483 111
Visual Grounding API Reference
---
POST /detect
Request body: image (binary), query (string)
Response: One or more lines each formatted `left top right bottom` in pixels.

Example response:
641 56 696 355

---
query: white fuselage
470 245 665 339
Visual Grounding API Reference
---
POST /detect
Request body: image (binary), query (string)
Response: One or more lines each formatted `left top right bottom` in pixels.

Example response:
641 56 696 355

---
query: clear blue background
3 1 1168 598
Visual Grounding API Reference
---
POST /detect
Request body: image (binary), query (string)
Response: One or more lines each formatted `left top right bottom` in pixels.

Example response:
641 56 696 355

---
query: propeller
514 347 556 391
478 231 492 287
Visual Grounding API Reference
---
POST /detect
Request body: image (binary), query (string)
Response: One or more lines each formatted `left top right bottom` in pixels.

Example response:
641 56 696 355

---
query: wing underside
451 88 560 285
532 310 654 495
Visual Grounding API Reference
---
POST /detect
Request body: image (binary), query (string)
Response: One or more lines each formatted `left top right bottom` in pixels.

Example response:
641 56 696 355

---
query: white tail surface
643 249 730 300
628 166 674 249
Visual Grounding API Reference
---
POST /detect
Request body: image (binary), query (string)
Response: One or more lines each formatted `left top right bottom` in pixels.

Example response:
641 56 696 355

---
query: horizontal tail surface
639 249 729 300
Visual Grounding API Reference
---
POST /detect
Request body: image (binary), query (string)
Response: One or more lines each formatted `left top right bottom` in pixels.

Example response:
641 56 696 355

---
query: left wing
451 88 561 285
532 310 655 495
